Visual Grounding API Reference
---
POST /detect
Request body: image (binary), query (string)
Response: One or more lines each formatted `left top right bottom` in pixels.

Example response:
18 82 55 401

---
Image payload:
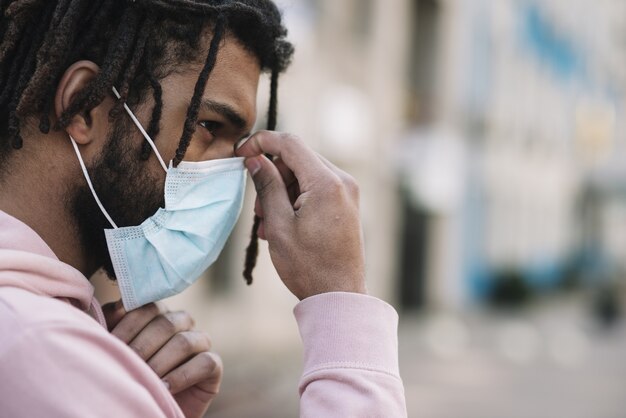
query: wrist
298 275 367 300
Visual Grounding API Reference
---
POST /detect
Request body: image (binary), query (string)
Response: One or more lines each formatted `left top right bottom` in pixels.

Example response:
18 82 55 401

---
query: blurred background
94 0 626 416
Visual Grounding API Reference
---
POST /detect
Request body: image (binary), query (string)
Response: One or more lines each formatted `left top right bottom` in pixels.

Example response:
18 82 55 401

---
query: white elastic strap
70 136 119 229
111 86 168 172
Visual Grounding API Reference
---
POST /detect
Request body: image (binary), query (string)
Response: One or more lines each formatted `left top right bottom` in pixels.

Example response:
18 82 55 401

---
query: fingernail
245 157 262 176
235 135 251 151
162 380 170 391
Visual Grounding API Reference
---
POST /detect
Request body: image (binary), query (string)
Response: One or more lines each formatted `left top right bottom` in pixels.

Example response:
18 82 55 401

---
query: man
0 1 406 417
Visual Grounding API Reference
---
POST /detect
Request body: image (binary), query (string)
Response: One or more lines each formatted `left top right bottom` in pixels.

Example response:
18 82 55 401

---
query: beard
70 118 165 279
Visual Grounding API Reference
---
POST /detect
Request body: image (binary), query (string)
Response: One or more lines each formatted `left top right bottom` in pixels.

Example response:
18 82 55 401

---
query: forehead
160 33 261 128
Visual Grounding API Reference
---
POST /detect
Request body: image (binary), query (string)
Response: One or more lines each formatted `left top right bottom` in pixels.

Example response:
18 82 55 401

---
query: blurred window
407 0 440 122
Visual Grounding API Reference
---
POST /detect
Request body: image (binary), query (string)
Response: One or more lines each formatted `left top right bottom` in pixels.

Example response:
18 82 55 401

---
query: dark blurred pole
398 191 429 310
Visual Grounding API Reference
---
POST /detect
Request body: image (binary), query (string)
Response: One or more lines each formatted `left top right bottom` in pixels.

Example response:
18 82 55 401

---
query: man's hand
235 131 367 300
102 301 222 418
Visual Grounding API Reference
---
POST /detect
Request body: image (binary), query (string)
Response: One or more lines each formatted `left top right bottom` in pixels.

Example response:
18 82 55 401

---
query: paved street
206 296 626 418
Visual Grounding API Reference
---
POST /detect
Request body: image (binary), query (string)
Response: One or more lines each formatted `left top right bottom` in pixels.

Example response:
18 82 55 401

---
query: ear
54 60 104 146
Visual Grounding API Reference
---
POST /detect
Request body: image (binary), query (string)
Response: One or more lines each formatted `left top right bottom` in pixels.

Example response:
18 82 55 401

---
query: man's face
72 34 261 277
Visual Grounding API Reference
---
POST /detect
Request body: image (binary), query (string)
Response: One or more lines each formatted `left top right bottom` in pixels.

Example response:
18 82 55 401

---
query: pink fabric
0 210 407 417
295 292 407 417
0 211 184 417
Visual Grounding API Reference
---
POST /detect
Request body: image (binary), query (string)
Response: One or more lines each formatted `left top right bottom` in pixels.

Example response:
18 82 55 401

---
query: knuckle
140 303 161 319
173 368 192 390
158 314 178 335
265 228 286 248
279 133 300 152
256 130 276 149
264 227 278 243
201 332 213 350
343 174 360 197
175 310 195 330
174 332 195 354
282 132 301 142
130 343 147 359
154 301 169 314
325 176 344 195
254 174 275 197
342 172 357 187
257 129 273 138
198 352 217 372
185 312 196 328
145 302 159 314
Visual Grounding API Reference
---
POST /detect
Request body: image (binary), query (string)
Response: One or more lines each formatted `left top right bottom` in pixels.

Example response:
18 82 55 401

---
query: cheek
154 121 184 163
183 138 235 162
183 140 207 161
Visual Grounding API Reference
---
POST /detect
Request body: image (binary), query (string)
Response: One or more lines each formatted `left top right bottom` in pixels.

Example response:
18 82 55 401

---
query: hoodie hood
0 210 106 327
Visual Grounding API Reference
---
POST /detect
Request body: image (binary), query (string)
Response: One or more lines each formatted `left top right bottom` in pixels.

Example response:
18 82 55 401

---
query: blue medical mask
70 87 247 311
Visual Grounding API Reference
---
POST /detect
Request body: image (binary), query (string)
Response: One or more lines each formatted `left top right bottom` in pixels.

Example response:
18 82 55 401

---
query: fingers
236 131 332 187
273 157 296 188
128 311 195 361
248 154 299 243
148 331 212 377
244 154 293 226
315 153 360 202
253 197 267 240
110 302 167 343
164 351 223 396
252 156 298 221
274 157 300 205
101 299 126 331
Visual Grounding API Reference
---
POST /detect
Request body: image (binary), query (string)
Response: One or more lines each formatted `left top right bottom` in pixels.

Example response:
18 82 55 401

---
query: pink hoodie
0 210 406 417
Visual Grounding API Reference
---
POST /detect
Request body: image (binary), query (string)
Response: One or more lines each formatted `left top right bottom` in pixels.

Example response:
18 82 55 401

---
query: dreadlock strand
18 0 89 116
55 7 141 129
173 13 226 166
0 14 34 106
243 215 261 285
82 9 142 116
7 108 22 149
143 66 163 159
110 13 152 120
72 0 115 55
243 66 281 284
13 1 54 133
49 0 72 28
267 66 279 131
0 0 11 12
0 0 43 71
0 0 50 107
5 24 45 145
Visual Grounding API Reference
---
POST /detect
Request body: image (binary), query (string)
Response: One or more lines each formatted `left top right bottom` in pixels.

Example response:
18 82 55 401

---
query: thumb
101 299 126 331
244 155 292 225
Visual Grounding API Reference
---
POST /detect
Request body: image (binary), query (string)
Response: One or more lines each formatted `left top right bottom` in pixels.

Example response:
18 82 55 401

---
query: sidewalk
206 296 626 417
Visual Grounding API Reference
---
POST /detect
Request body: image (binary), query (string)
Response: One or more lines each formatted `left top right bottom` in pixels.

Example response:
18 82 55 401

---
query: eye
198 120 222 136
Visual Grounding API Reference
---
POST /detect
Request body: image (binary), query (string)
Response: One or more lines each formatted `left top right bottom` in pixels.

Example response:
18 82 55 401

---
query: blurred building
398 0 626 310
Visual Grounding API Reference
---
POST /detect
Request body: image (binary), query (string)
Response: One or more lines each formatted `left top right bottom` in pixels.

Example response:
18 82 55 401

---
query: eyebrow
199 99 248 132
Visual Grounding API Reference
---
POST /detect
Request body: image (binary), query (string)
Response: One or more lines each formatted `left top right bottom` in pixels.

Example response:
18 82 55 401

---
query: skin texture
102 301 222 418
235 132 368 300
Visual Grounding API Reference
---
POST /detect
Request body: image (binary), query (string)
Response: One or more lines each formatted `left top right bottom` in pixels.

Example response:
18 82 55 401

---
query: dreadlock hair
243 66 278 285
0 0 293 283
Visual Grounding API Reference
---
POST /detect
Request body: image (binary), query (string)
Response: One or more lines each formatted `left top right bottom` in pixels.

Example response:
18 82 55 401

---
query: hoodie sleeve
0 317 184 418
294 292 407 418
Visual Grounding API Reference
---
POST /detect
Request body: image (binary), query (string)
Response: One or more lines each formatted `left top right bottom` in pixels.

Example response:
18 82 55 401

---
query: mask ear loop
69 135 119 229
111 87 168 172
